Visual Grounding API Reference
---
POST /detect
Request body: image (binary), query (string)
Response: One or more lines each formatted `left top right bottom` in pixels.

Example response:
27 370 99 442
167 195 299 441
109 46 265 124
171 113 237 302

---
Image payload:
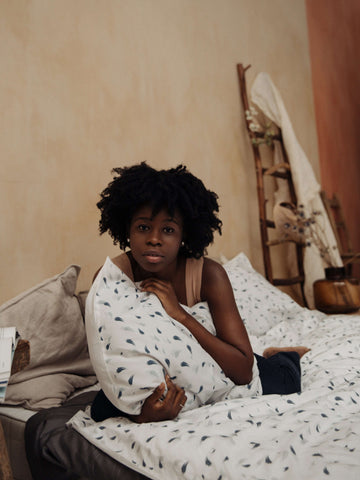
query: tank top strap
185 257 204 307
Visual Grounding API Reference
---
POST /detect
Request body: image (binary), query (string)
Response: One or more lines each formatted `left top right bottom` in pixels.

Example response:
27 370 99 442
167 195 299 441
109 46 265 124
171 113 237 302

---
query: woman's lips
143 252 164 263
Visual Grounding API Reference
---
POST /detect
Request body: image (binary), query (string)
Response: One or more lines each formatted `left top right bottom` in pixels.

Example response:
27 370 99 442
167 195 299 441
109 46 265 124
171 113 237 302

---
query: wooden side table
0 340 30 480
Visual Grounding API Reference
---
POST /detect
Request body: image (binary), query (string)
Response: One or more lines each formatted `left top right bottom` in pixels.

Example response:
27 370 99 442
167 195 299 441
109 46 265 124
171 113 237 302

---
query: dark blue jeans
255 351 301 395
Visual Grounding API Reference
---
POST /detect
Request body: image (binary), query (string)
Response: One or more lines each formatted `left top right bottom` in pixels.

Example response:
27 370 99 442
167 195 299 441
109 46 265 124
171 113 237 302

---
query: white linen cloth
251 73 342 307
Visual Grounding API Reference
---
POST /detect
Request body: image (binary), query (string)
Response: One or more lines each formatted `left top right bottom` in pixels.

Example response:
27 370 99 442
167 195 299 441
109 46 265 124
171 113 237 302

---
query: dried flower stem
245 107 276 147
275 202 339 267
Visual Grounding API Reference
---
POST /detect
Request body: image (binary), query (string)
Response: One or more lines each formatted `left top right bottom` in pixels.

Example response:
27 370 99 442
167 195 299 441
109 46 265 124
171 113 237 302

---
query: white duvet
69 253 360 480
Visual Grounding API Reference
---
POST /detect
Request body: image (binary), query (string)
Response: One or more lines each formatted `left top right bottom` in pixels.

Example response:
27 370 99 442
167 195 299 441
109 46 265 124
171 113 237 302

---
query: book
0 327 20 402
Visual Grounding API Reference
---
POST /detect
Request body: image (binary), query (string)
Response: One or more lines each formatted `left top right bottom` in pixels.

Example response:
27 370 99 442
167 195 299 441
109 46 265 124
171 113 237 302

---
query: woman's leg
91 389 128 421
254 351 302 395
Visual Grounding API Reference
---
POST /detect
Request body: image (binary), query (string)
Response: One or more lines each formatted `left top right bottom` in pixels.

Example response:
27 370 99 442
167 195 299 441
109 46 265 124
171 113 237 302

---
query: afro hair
97 162 222 258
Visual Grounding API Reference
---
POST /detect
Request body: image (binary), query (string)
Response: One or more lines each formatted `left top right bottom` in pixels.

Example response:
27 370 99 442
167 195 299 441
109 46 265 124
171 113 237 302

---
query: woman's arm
199 258 254 384
140 258 254 385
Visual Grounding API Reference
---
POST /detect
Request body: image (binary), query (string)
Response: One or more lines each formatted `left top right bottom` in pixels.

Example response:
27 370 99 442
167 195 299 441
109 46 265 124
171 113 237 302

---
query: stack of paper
0 326 19 402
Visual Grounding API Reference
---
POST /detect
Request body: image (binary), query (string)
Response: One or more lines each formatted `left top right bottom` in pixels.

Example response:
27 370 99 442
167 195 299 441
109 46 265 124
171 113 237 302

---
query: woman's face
129 205 184 276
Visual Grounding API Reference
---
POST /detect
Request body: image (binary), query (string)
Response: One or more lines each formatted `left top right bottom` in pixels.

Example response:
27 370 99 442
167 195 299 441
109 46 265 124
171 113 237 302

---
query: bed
71 252 360 479
2 252 360 479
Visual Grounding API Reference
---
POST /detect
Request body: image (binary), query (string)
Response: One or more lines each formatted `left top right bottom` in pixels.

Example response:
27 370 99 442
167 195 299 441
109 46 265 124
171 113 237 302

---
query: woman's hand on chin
140 277 187 322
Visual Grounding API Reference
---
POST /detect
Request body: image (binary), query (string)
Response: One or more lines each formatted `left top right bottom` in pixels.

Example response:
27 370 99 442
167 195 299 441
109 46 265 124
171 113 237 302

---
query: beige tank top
185 257 204 307
113 254 204 307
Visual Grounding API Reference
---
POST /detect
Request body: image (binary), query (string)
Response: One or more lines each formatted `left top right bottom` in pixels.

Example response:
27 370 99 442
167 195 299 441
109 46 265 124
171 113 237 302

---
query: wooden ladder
237 63 307 306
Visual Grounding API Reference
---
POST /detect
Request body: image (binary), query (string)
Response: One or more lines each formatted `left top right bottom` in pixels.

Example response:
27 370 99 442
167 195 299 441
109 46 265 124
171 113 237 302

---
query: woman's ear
125 224 131 246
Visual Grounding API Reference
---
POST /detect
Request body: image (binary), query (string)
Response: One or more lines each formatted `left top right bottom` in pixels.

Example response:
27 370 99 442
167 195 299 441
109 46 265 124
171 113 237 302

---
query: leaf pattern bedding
84 256 261 416
69 253 360 480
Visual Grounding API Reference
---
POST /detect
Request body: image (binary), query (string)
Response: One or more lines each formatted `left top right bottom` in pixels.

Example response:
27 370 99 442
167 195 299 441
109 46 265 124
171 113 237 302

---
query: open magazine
0 326 20 402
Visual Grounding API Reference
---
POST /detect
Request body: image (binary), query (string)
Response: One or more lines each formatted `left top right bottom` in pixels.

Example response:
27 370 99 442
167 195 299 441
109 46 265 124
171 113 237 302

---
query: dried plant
274 202 339 267
245 106 276 147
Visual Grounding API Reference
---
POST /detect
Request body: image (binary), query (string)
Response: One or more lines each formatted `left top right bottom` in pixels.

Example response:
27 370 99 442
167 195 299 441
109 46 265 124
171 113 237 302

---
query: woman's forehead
132 204 183 223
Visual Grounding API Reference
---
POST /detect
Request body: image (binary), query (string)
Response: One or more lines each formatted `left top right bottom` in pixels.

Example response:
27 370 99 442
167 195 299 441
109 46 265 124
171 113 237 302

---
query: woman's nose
146 230 161 245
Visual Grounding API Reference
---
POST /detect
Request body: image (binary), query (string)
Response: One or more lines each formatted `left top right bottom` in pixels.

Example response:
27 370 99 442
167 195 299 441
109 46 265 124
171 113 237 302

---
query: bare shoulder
202 257 229 281
201 257 243 335
201 257 232 298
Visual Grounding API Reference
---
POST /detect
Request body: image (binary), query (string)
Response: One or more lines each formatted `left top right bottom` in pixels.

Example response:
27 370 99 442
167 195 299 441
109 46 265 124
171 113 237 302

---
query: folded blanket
85 257 261 415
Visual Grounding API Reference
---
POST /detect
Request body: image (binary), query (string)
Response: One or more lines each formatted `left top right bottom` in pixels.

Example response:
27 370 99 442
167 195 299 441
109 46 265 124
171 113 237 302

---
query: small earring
127 238 130 244
181 241 185 247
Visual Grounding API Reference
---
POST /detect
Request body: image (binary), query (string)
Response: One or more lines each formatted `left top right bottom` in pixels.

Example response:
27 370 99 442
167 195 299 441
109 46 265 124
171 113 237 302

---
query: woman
91 163 308 423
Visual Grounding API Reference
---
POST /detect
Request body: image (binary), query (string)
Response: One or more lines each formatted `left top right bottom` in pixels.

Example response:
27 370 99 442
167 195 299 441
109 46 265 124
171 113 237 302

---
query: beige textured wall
0 0 318 303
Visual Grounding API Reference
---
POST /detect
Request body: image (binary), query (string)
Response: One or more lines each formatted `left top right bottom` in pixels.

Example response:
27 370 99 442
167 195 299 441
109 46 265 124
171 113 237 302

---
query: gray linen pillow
0 265 96 409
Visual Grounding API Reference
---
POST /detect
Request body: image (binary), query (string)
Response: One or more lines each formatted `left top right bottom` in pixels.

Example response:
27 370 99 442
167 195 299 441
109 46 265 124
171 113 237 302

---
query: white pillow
85 257 261 415
224 252 305 336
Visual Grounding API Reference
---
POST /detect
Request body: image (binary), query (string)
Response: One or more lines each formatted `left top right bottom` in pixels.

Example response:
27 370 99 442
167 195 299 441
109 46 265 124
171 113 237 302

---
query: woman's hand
140 278 187 322
130 375 187 423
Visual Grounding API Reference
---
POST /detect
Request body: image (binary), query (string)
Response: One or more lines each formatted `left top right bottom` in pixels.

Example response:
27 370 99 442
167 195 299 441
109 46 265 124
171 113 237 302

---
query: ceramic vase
313 267 360 314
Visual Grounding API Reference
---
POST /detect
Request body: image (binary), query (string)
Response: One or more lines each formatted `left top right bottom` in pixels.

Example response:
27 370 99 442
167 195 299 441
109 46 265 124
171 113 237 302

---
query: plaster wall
0 0 318 302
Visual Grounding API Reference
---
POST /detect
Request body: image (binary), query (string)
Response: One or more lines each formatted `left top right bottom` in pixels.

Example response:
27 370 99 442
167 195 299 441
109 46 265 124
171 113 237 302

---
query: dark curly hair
97 162 222 258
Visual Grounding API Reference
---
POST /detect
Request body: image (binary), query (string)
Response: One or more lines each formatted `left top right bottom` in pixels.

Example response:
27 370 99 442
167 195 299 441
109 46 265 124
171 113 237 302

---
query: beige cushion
0 265 96 410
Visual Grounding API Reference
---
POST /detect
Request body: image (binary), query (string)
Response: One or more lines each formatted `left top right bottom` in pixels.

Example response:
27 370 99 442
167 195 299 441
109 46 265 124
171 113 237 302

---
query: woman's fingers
164 375 187 410
139 376 187 422
140 278 162 288
150 381 166 403
141 278 171 294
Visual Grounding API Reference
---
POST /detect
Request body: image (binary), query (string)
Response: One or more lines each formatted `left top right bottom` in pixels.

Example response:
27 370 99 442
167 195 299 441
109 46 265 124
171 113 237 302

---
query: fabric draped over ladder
250 73 342 307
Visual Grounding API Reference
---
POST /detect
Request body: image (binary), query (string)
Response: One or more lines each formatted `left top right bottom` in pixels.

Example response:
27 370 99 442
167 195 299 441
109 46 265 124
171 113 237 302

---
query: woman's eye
137 224 149 231
163 226 175 234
